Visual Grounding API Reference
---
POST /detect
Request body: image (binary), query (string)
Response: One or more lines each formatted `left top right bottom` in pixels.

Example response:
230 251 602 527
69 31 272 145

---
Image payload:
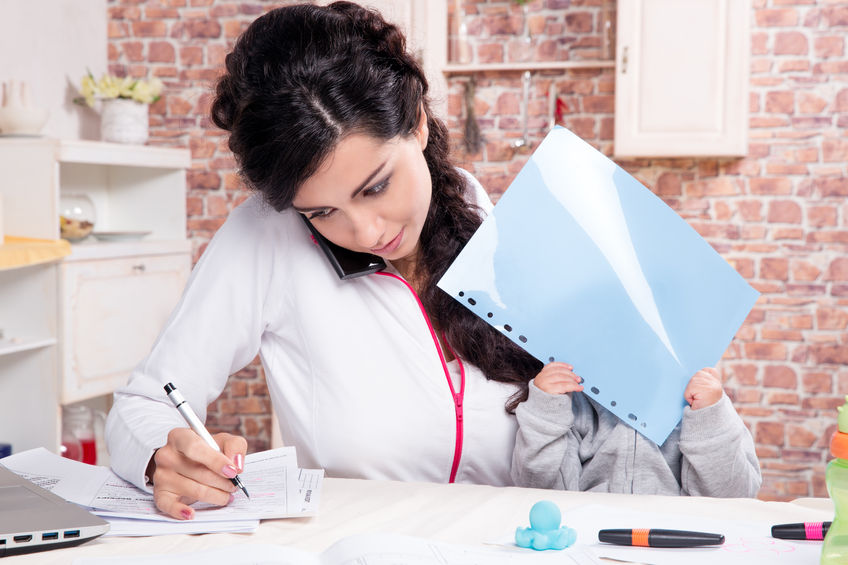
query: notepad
438 127 759 444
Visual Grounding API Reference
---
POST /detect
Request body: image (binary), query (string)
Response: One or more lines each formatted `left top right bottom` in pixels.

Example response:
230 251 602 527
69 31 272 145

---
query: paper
562 504 823 565
1 446 321 535
101 516 259 537
438 127 759 444
72 533 603 565
72 544 315 565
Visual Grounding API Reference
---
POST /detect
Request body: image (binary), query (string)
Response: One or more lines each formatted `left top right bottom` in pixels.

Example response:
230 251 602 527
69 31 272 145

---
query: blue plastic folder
438 127 759 444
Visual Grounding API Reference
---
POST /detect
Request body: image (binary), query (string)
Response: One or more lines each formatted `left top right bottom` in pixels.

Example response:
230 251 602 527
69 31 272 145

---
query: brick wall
108 0 847 500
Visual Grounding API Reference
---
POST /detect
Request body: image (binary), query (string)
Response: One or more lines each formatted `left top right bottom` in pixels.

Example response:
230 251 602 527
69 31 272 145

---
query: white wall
0 0 107 139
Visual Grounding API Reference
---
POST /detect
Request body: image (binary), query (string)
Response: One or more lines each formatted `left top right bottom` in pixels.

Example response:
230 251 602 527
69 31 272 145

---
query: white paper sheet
1 446 320 529
101 516 259 537
72 533 603 565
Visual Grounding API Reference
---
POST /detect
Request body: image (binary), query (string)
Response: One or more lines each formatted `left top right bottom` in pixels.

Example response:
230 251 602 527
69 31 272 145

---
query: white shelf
0 138 190 169
0 337 57 357
57 139 191 169
443 60 615 75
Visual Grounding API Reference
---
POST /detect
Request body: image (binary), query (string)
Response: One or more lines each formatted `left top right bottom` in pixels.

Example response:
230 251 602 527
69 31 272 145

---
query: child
511 363 762 496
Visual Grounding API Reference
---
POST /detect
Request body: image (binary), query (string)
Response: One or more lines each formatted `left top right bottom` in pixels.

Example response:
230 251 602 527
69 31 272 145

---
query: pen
598 528 725 548
163 382 250 499
771 521 831 540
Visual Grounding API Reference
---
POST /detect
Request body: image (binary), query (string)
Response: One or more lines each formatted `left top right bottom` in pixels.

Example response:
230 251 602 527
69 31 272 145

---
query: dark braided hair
210 1 541 411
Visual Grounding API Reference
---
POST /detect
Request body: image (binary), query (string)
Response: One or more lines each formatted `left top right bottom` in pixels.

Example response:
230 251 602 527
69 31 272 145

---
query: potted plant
76 72 163 144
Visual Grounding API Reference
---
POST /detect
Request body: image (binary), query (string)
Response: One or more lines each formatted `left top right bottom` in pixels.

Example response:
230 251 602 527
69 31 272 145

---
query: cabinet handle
132 264 146 273
621 46 628 74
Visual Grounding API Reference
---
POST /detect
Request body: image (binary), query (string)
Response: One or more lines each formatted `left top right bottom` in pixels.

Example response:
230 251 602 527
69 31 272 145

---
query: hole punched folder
0 465 109 556
438 126 759 445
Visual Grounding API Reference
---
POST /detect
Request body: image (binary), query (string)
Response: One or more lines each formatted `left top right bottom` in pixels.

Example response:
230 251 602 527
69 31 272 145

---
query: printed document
1 446 322 534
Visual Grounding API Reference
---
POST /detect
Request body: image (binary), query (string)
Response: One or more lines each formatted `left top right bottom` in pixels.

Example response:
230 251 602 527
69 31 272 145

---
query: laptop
0 465 109 557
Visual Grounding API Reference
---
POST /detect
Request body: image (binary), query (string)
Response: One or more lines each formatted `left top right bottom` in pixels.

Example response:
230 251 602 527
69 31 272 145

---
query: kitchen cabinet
614 0 751 157
0 138 190 454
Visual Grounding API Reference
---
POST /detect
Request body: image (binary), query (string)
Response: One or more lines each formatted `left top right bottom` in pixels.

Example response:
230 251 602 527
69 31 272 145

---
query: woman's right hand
148 427 248 520
533 362 583 395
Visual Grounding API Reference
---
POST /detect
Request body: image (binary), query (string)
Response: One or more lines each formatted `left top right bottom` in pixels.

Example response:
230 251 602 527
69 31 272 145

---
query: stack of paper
0 446 323 536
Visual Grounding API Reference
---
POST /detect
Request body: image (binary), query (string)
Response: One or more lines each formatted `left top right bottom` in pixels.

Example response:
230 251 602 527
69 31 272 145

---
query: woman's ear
416 104 429 151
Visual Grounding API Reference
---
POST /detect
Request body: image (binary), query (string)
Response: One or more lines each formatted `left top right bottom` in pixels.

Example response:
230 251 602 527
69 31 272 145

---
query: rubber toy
515 500 577 550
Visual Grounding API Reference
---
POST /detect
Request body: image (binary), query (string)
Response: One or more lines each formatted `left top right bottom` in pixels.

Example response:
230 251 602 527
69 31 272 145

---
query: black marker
598 528 725 548
771 522 831 540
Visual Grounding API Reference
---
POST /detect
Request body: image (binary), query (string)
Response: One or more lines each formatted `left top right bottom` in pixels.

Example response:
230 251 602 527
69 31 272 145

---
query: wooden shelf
443 60 615 75
0 236 71 271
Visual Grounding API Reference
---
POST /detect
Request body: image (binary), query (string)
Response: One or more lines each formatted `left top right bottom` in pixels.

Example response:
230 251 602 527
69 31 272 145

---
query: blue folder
438 127 759 444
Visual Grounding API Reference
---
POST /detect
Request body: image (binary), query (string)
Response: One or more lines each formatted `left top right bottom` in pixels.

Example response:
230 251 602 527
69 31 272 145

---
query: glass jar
62 405 106 465
59 193 96 242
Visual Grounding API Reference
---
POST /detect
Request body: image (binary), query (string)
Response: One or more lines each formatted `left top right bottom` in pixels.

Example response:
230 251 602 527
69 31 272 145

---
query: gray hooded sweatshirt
511 380 762 497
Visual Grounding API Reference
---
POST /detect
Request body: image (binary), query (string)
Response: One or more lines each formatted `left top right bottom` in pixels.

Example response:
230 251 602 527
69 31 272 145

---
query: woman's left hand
683 367 723 410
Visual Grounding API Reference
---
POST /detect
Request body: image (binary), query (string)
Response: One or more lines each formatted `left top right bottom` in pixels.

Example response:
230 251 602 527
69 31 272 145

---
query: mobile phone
300 214 386 280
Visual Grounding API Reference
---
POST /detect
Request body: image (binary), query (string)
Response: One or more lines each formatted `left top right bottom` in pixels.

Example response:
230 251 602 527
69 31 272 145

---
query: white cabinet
0 138 190 454
614 0 751 157
60 251 189 403
319 0 449 118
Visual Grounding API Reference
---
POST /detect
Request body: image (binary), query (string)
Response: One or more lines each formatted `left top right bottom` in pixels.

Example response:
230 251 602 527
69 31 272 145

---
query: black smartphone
300 214 386 280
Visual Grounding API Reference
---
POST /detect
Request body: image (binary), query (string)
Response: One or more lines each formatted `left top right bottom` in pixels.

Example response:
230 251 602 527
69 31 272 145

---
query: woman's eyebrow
349 160 389 199
292 160 390 213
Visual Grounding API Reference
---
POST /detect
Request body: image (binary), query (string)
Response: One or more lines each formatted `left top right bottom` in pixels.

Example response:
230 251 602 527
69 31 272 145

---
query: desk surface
5 478 834 563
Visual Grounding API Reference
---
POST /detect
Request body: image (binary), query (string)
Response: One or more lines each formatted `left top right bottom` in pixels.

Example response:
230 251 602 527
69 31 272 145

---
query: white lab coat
105 171 520 491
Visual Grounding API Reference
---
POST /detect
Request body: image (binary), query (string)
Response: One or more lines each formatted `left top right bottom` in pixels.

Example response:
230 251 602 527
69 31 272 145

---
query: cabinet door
60 253 190 403
314 0 447 118
614 0 750 157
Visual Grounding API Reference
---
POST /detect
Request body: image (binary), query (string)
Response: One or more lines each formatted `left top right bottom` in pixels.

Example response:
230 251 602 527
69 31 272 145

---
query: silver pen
163 382 250 499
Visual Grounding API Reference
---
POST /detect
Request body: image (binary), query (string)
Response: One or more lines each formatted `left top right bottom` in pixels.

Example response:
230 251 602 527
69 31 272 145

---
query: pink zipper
374 271 466 482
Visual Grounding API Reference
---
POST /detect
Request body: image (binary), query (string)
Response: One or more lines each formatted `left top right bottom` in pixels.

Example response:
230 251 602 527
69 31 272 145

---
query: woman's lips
371 228 403 255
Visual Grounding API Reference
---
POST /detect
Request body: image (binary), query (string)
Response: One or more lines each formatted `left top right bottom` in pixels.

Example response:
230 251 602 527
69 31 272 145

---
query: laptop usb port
63 530 80 539
13 535 32 543
42 532 59 541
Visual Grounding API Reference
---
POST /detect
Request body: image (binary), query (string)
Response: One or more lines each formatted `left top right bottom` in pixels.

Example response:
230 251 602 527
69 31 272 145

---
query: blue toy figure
515 500 577 550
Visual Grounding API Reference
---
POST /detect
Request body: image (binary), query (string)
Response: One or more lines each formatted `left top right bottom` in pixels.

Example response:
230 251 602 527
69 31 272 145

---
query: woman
106 1 542 520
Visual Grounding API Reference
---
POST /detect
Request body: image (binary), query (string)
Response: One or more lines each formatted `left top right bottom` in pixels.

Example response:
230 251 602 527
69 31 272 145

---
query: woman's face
292 121 432 265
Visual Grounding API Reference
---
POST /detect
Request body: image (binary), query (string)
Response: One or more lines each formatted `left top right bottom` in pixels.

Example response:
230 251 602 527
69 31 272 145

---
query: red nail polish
181 509 193 520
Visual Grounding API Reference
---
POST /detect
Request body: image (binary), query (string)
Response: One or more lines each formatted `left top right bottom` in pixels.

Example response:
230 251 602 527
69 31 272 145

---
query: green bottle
822 396 848 564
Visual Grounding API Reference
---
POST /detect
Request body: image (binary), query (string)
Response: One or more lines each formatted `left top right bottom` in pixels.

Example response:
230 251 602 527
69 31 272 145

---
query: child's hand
684 367 724 410
533 362 584 395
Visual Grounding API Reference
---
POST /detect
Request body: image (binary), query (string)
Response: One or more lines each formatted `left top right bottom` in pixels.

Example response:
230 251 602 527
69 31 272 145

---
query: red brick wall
108 0 847 500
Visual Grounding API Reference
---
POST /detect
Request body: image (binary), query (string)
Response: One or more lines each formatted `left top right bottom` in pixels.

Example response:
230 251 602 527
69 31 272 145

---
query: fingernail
222 465 238 478
181 508 193 520
228 494 235 504
234 453 244 472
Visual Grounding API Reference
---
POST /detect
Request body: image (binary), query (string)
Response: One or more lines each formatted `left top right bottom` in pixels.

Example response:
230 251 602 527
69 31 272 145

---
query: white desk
5 478 834 563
